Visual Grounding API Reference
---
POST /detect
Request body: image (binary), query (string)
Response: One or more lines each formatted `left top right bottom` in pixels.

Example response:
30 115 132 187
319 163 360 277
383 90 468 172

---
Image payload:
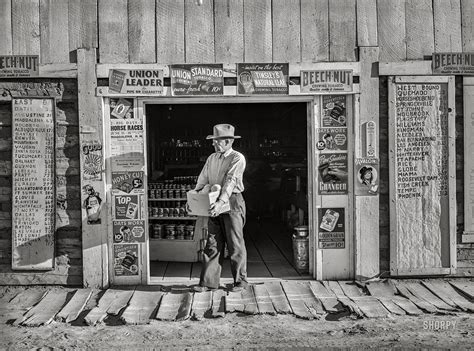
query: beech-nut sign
301 70 353 93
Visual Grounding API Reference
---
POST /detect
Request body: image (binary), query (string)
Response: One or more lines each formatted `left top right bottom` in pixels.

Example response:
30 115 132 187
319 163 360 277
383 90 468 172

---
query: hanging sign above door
108 69 164 95
300 70 353 93
170 64 224 96
237 63 289 95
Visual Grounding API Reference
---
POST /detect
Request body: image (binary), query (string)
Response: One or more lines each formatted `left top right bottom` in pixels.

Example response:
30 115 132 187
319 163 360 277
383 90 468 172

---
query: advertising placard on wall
113 243 139 276
322 95 347 127
0 55 39 78
301 70 353 93
432 52 474 75
317 153 348 195
237 63 289 95
12 98 55 270
113 194 142 220
355 158 379 196
112 171 144 194
316 127 347 151
108 69 164 95
170 64 224 96
113 220 146 243
318 208 345 249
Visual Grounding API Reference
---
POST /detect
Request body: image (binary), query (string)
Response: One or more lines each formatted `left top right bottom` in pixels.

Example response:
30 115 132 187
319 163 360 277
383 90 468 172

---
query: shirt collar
219 148 233 158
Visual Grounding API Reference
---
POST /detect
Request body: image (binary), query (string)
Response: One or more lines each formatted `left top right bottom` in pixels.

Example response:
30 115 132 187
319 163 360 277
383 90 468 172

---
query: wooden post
463 77 474 243
355 47 380 280
77 48 108 288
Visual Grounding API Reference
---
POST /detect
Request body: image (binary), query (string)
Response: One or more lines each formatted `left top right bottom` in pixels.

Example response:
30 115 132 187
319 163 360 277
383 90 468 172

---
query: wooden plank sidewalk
3 279 473 326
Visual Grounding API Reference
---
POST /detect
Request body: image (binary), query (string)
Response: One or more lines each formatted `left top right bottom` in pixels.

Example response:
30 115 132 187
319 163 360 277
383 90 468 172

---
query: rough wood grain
301 0 329 62
156 0 184 63
243 0 272 62
449 280 474 299
211 289 226 318
328 0 357 61
264 281 292 314
120 288 163 324
40 0 69 63
405 282 456 311
325 281 363 317
422 280 474 312
128 0 155 63
433 0 462 52
68 0 98 51
155 292 193 321
185 0 214 63
0 267 82 285
461 0 474 51
395 282 438 313
55 289 93 323
214 0 243 63
338 281 389 318
0 0 12 55
377 0 406 61
405 0 434 59
85 288 133 325
107 288 135 315
12 0 40 55
98 0 128 63
356 0 377 46
20 289 69 326
272 0 300 62
309 281 343 313
281 281 324 319
253 283 276 315
191 290 212 320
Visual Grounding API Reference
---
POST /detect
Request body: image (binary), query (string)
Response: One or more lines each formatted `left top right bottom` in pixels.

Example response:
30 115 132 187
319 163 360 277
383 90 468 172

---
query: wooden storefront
0 0 473 288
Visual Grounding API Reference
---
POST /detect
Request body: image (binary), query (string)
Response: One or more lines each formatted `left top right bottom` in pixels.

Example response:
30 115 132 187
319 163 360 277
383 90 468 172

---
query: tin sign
170 64 224 96
432 52 474 75
355 158 379 196
108 69 164 95
0 55 39 78
301 70 353 93
318 208 345 249
237 63 289 95
113 243 139 276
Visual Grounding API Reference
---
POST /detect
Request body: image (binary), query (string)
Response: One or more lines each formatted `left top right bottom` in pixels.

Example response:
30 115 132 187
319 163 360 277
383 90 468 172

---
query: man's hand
209 200 224 217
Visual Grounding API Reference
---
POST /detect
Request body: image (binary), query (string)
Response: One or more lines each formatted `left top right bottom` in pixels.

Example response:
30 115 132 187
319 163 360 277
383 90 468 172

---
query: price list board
12 98 55 270
389 77 455 274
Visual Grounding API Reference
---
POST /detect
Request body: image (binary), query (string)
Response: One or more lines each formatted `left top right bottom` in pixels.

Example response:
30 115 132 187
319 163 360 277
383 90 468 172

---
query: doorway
144 102 311 283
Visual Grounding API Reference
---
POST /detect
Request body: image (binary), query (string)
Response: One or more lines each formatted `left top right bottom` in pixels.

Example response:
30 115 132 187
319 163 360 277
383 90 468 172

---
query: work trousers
200 193 247 289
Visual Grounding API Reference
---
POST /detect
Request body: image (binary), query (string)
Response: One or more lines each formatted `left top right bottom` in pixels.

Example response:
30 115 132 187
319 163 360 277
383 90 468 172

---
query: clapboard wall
0 0 473 284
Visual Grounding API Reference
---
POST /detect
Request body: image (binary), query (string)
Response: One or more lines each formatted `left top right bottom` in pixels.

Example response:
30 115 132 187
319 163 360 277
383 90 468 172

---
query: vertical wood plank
433 0 462 52
77 48 108 288
214 0 244 63
329 0 357 61
461 0 474 51
272 0 300 62
98 0 128 63
12 0 40 55
156 0 185 63
405 0 434 59
301 0 329 62
377 0 406 61
69 0 98 51
355 47 380 280
0 0 12 55
184 0 215 63
128 0 155 63
40 0 69 63
243 0 272 62
356 0 377 47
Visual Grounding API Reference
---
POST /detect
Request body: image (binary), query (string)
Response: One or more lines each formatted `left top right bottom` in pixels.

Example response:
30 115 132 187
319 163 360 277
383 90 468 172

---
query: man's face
212 138 232 153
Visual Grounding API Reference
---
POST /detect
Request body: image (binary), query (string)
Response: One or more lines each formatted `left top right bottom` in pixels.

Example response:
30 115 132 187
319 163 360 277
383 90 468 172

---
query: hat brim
206 135 241 139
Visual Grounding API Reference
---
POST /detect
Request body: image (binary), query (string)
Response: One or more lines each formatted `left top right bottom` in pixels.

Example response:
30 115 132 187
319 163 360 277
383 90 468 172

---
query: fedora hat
206 123 241 139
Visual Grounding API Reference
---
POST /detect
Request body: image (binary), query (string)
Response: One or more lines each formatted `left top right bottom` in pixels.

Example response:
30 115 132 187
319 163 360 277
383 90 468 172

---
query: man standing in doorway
192 124 248 293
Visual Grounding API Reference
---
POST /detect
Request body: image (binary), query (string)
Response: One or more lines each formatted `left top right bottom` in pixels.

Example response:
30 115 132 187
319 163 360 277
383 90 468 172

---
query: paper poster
301 70 353 93
12 98 54 269
82 184 103 224
112 171 144 194
82 142 103 181
170 64 224 96
355 158 379 196
108 69 164 95
317 153 348 195
316 128 347 151
113 194 141 220
109 98 144 157
113 243 139 276
237 63 289 95
322 95 347 127
318 208 345 249
113 220 146 243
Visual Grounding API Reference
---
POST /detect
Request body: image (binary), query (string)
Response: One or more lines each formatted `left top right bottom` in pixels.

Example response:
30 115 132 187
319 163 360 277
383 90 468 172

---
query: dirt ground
1 286 473 350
